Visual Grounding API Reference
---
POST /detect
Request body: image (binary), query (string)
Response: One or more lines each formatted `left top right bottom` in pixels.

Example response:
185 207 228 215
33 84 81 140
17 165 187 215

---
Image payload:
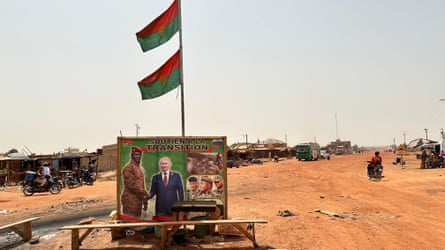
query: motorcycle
80 167 95 185
64 170 82 188
366 161 384 180
22 171 62 196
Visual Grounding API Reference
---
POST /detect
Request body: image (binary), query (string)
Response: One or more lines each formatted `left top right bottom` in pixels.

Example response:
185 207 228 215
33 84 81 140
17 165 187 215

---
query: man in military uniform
187 176 199 199
197 176 213 197
213 176 224 196
121 146 148 218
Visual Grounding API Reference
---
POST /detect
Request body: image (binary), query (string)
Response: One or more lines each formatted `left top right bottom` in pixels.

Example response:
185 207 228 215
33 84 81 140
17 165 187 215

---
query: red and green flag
138 50 181 100
136 0 179 52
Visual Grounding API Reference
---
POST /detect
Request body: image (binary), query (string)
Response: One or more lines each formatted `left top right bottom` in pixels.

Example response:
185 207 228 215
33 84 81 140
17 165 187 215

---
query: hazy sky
1 0 444 154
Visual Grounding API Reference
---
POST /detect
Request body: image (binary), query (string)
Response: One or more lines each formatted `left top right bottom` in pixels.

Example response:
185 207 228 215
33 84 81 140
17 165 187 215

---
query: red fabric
136 0 178 37
370 155 382 166
118 214 175 222
118 214 154 222
138 50 180 86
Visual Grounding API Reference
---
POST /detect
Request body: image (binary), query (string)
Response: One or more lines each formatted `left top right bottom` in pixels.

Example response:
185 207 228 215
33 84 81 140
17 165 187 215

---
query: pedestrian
420 149 427 169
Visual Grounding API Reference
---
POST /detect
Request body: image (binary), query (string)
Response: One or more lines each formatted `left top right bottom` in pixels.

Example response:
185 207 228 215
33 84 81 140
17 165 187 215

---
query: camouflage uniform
121 148 147 218
213 176 224 197
197 176 214 198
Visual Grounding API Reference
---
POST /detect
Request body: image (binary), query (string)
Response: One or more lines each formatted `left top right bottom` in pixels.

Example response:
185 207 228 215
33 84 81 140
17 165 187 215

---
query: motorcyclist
36 162 51 187
368 151 383 179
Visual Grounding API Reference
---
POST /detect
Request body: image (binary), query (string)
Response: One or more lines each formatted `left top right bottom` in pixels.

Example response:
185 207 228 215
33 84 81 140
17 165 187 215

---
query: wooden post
161 226 168 249
22 221 33 241
71 228 80 250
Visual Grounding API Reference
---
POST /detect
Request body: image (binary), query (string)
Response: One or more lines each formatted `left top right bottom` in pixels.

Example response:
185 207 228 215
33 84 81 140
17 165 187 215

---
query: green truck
295 142 320 161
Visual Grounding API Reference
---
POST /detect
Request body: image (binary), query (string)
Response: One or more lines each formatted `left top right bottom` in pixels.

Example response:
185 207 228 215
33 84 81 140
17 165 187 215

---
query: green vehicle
295 143 320 161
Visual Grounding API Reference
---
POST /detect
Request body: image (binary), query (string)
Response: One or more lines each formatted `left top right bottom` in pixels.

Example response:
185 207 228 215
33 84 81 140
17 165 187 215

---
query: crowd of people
420 149 445 169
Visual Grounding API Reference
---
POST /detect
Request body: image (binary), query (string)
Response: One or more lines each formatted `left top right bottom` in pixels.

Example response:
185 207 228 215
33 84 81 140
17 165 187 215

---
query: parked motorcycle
366 161 384 180
80 167 95 185
64 170 82 188
22 171 62 196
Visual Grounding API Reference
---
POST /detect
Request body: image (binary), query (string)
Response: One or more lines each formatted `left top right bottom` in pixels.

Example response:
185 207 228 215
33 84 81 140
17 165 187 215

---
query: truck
295 142 320 161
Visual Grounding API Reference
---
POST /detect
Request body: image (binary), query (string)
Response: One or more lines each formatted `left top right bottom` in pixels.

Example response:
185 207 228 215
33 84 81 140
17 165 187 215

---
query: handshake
142 192 152 211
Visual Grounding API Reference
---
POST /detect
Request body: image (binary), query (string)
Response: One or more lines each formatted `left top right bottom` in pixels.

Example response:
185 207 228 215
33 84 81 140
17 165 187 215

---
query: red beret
131 146 142 153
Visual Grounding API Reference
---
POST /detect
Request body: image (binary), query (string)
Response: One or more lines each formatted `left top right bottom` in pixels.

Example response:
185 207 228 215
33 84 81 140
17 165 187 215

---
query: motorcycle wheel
65 179 73 189
22 183 34 196
374 173 380 179
84 177 94 185
49 183 62 194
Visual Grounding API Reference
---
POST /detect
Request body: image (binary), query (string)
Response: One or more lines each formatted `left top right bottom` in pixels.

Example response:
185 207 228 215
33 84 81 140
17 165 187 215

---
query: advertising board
117 136 227 221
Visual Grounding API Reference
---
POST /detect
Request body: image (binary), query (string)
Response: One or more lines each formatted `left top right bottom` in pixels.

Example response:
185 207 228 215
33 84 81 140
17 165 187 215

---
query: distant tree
352 144 359 153
7 148 18 155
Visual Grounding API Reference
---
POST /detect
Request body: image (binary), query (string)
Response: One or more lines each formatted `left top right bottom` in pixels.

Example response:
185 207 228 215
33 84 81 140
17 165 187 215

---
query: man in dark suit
147 156 184 217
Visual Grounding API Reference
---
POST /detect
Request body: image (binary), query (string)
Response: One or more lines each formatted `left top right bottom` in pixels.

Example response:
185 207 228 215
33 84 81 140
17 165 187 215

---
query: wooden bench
0 217 40 241
60 219 267 250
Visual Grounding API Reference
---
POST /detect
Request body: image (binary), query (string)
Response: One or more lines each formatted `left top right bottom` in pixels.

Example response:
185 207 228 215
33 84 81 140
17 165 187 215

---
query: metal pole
403 132 406 146
135 124 140 136
178 0 185 136
441 128 444 151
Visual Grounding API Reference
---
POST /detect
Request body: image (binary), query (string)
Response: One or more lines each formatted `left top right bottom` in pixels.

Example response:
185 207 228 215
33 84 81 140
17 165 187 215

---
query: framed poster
117 136 227 221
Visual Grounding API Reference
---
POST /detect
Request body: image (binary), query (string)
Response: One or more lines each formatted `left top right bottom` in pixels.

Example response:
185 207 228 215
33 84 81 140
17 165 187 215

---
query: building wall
98 144 117 172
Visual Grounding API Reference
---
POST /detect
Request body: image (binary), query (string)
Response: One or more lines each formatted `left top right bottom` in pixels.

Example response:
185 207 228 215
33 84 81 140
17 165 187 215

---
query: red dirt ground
1 151 445 249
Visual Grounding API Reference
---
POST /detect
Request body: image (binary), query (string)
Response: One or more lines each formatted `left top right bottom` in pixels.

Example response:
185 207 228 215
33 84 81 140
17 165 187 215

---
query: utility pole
335 113 339 139
135 124 140 136
403 132 406 147
424 128 428 140
441 128 444 151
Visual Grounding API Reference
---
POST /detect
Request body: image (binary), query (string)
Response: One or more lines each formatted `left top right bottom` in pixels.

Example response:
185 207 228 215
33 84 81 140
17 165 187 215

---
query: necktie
163 172 168 187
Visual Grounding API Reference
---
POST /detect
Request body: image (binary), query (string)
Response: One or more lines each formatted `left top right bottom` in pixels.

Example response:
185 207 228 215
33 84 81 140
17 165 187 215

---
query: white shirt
43 166 51 176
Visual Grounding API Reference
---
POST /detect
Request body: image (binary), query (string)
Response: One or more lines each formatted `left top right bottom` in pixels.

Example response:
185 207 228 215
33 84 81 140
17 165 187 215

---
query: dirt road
1 151 445 249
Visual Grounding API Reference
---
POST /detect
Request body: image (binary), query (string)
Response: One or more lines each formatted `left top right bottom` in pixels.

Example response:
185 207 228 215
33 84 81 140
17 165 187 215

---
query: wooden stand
60 219 267 249
0 217 40 241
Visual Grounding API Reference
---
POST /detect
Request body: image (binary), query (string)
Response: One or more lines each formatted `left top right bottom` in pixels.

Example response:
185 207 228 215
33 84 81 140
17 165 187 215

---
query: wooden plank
59 219 267 230
0 217 40 231
8 226 23 238
0 217 40 242
231 223 257 246
79 228 94 243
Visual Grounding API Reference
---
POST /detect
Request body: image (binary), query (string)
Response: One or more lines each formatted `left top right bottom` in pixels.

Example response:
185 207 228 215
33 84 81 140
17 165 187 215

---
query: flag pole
177 0 185 137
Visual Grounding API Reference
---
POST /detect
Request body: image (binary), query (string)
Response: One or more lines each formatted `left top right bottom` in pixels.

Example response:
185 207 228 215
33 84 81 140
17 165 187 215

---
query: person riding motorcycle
368 151 383 179
35 162 51 187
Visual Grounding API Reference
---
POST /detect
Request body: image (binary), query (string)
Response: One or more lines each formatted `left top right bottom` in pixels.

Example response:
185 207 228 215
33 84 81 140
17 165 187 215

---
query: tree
7 148 18 155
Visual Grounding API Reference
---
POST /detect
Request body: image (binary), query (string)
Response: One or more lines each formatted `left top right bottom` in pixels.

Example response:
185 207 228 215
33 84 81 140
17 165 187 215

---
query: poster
117 136 227 221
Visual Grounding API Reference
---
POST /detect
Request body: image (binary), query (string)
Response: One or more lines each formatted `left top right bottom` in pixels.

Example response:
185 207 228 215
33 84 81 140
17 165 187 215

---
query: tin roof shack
52 152 100 179
0 154 38 185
